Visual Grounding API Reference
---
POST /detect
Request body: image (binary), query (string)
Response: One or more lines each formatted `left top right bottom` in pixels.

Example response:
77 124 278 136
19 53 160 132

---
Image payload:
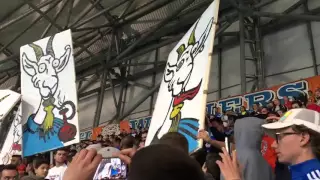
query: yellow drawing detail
170 103 184 119
43 105 54 133
169 103 184 132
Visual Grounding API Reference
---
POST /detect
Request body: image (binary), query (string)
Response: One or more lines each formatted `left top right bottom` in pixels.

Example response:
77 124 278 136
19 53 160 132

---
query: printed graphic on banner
20 30 79 156
206 76 320 115
0 90 21 121
128 117 151 130
0 104 22 164
146 0 220 153
80 130 92 140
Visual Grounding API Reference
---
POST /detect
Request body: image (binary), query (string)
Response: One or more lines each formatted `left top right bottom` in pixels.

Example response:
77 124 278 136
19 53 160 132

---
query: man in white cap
262 108 320 180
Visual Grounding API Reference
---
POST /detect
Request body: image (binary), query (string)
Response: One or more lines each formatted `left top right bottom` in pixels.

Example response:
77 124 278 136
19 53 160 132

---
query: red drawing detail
58 108 77 142
173 80 202 106
12 143 21 151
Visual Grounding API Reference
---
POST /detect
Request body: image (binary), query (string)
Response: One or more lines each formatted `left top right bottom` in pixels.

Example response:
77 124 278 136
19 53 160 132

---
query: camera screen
93 158 127 180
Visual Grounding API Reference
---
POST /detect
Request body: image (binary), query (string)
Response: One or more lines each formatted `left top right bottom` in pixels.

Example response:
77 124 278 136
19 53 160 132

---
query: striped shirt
289 159 320 180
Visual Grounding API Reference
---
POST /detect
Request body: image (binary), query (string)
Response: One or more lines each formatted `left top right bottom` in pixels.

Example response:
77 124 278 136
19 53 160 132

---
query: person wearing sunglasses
262 108 320 180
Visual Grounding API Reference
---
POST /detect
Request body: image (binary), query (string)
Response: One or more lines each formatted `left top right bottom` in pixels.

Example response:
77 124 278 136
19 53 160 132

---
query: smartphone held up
224 137 232 155
85 145 127 180
93 158 127 180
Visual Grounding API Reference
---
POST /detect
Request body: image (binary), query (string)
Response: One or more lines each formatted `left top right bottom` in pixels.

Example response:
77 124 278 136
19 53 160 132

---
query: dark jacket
275 161 291 180
21 174 46 180
205 173 216 180
272 104 287 112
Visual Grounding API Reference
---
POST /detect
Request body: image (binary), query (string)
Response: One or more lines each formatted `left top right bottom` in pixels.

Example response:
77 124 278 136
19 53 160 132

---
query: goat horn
29 43 44 61
46 35 55 57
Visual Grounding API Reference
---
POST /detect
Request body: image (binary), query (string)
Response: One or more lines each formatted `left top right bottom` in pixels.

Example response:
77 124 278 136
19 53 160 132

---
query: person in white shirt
46 148 68 180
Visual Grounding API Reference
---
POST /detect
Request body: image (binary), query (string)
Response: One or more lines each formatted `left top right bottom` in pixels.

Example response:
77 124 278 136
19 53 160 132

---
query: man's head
159 132 189 153
273 98 281 106
129 144 205 180
267 101 274 109
268 111 280 118
262 109 320 165
33 158 50 178
261 107 269 115
292 101 302 109
203 153 221 179
210 117 223 128
120 135 135 150
141 131 148 142
0 164 17 180
54 148 68 165
252 103 260 111
216 107 221 114
113 137 121 148
10 155 21 166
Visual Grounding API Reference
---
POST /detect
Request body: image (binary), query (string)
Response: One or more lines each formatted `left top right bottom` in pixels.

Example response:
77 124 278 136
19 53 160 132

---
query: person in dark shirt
274 160 291 180
267 101 275 112
250 103 261 116
273 98 287 112
200 117 227 154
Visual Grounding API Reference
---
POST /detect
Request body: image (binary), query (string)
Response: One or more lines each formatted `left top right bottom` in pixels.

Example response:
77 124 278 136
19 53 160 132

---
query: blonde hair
292 125 320 159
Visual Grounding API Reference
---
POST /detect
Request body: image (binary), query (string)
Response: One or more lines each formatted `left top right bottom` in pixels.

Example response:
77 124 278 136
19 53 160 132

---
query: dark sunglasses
275 132 299 143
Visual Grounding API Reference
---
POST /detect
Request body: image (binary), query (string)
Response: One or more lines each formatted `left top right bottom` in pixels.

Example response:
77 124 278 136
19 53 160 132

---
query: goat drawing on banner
22 35 77 156
151 17 213 153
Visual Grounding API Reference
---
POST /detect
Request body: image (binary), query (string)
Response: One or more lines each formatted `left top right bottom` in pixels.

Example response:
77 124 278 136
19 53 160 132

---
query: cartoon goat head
22 36 71 99
164 18 213 96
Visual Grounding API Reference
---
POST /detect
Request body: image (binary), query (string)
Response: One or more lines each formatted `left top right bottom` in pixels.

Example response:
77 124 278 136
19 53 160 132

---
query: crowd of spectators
197 93 320 180
76 128 148 151
1 92 320 180
0 128 148 180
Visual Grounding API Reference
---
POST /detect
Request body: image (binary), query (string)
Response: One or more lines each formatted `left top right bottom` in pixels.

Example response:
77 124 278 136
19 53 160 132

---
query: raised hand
113 148 137 166
63 149 102 180
216 148 242 180
197 129 210 142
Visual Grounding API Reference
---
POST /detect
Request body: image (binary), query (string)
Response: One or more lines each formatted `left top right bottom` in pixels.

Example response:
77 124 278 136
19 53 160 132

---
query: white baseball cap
262 108 320 134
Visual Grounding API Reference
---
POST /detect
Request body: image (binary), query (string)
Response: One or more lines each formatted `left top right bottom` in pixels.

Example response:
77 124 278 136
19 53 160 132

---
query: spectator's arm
207 139 225 149
207 139 236 151
198 130 235 150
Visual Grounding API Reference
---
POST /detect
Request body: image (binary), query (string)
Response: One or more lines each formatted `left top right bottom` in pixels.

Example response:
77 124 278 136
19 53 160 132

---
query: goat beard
42 96 55 133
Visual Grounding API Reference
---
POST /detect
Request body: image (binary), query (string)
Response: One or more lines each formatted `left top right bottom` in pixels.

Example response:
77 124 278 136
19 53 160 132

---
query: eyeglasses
275 132 300 143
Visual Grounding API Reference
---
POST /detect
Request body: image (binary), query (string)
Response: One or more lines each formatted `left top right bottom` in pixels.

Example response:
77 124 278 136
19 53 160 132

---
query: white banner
146 0 220 153
0 104 22 165
0 90 21 121
20 30 79 156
